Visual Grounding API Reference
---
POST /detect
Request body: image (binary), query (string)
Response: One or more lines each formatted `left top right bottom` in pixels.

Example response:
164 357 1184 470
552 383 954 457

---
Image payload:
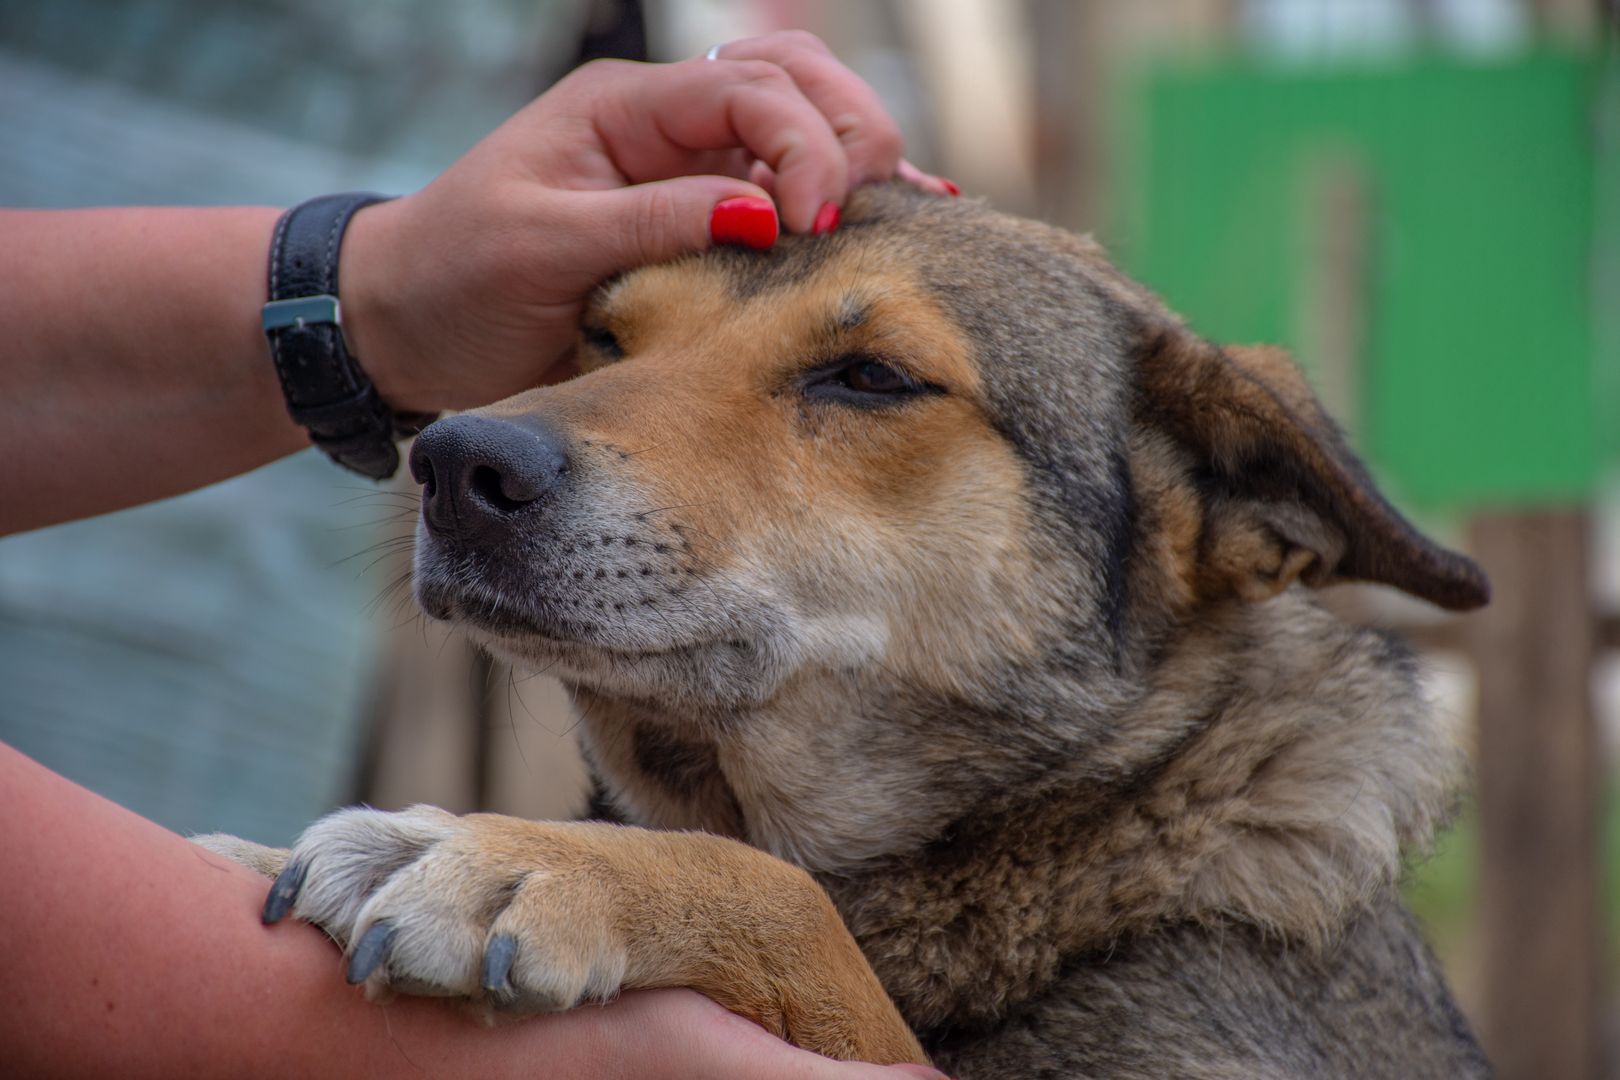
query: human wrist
335 195 434 414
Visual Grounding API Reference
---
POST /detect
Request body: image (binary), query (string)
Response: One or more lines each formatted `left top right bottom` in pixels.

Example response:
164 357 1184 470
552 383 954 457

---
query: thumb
586 175 780 272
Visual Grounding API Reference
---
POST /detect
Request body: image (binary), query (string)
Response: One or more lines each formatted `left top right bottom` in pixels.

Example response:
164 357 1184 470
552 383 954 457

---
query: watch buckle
262 294 342 333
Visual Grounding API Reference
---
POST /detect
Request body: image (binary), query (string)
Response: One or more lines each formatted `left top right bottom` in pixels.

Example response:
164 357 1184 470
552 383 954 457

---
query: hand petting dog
343 30 956 417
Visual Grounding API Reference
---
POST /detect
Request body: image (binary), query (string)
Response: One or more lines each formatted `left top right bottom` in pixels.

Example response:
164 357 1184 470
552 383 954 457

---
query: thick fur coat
201 184 1491 1078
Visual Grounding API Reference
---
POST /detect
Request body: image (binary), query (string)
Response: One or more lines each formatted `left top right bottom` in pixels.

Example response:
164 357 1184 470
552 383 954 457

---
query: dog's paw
191 833 292 878
263 806 627 1014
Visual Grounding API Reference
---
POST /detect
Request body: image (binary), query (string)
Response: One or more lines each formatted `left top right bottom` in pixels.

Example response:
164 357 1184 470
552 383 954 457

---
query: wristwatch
261 192 436 480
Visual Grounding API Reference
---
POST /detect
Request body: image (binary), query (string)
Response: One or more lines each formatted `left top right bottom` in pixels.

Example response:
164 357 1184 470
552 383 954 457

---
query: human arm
1 32 948 536
0 743 946 1079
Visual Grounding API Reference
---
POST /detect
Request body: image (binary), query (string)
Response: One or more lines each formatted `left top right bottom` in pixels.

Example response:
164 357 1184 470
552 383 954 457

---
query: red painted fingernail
812 201 841 235
941 178 961 197
710 197 779 249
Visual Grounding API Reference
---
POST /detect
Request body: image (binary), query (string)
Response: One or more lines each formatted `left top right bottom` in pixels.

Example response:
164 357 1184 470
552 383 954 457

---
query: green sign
1111 52 1607 510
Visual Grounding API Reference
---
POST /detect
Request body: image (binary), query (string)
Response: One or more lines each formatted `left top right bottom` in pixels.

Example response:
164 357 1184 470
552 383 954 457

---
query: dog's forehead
596 184 1141 411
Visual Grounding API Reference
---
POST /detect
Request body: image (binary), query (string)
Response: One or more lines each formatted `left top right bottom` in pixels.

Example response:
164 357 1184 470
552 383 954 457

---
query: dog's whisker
500 665 538 766
366 567 418 620
330 489 422 507
335 536 417 574
504 662 565 742
562 688 598 737
354 546 417 581
336 513 417 529
634 501 711 521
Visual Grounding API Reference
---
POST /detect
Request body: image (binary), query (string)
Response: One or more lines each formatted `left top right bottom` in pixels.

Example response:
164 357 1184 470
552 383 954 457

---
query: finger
559 57 849 234
559 175 780 279
713 31 905 187
748 159 778 198
896 159 959 198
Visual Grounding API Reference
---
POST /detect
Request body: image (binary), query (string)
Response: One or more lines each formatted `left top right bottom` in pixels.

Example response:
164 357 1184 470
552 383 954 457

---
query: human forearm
0 744 944 1079
0 742 564 1078
0 207 304 534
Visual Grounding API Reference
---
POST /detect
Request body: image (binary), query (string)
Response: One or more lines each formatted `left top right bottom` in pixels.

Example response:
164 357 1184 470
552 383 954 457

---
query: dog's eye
581 325 624 360
844 360 910 394
804 356 939 407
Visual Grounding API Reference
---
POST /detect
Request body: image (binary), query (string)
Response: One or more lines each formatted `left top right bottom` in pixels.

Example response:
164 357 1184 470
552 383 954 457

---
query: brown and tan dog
201 183 1492 1077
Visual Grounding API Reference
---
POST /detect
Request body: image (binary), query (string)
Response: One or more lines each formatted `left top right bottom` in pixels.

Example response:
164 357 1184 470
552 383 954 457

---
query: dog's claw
482 933 518 993
262 860 307 925
347 921 397 984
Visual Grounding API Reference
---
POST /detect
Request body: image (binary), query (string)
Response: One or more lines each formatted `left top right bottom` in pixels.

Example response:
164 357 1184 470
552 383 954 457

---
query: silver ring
704 43 724 61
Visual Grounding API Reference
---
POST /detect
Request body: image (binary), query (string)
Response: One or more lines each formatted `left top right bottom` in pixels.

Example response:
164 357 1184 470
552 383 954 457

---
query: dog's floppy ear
1134 325 1489 611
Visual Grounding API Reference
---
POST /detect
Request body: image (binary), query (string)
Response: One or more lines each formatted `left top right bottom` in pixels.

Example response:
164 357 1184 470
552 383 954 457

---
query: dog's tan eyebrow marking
834 296 871 335
803 296 875 355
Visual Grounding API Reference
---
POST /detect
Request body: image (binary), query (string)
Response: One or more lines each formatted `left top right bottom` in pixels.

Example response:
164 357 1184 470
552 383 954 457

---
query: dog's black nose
409 414 567 541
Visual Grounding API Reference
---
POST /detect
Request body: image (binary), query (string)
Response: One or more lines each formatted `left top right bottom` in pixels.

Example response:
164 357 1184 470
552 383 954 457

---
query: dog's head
409 184 1486 864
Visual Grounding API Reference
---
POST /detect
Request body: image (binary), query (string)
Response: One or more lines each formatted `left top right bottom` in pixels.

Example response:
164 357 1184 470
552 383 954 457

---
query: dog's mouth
419 575 708 660
410 528 767 680
418 579 566 642
409 530 816 710
418 551 678 639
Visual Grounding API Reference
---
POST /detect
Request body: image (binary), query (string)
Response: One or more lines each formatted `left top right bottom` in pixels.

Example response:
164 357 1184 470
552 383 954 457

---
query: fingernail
941 178 961 197
710 197 778 249
812 201 840 235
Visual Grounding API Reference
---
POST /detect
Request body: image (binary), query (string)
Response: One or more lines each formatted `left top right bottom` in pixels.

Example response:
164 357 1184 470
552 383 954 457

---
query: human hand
341 31 950 414
541 989 951 1080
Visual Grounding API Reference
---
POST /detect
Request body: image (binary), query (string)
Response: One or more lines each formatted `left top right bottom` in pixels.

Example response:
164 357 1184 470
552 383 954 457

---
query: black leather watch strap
263 192 435 480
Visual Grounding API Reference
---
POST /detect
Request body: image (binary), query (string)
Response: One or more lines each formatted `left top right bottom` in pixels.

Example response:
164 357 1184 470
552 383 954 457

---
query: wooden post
1468 510 1602 1080
1036 0 1239 232
1524 0 1601 40
894 0 1039 213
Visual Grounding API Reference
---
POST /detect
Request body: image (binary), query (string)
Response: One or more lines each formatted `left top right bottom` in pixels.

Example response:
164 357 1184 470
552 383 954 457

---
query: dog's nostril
409 447 435 493
470 465 528 514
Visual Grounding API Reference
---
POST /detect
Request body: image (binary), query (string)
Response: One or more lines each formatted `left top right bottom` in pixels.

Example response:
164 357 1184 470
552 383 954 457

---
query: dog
199 182 1493 1077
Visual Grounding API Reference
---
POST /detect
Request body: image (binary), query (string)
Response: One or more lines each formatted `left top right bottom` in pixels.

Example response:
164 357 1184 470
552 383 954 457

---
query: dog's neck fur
830 594 1462 1030
574 591 1462 1032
